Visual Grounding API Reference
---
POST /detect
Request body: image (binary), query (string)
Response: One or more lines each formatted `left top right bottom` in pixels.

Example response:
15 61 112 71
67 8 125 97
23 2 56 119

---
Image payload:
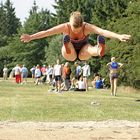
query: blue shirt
96 80 103 89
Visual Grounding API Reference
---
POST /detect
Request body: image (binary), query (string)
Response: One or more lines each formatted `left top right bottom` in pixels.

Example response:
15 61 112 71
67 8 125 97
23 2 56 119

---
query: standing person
21 11 131 61
71 62 82 89
13 64 22 84
41 65 47 83
30 66 36 79
75 62 82 80
62 62 72 91
3 65 8 80
47 65 54 83
35 64 41 85
107 57 123 96
41 65 47 76
21 65 28 84
53 59 62 93
82 61 90 91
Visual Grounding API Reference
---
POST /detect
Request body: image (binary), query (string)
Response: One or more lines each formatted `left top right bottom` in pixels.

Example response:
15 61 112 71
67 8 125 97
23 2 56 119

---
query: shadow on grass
135 99 140 102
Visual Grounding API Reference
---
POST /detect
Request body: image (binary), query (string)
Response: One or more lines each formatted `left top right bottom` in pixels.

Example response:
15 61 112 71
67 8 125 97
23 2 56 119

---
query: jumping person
20 11 131 61
107 57 123 96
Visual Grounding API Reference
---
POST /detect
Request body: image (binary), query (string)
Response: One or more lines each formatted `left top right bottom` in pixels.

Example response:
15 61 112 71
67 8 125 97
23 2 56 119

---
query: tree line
0 0 139 88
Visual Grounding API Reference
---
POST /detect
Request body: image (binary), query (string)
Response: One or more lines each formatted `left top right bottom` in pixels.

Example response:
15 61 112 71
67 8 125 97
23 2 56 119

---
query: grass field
0 78 140 122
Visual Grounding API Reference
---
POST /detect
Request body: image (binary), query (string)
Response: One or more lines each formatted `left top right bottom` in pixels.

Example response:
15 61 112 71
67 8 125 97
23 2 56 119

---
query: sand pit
0 120 140 140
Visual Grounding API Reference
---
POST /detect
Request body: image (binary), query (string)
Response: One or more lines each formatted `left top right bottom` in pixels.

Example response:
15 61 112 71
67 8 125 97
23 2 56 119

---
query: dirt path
0 120 140 140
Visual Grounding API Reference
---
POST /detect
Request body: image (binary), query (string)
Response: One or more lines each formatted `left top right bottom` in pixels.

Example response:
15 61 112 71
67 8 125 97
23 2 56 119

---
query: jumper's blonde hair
70 11 83 28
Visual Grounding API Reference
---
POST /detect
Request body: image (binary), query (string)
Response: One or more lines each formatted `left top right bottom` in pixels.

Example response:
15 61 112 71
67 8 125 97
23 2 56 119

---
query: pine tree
4 0 21 36
100 0 140 88
0 3 8 47
91 0 129 27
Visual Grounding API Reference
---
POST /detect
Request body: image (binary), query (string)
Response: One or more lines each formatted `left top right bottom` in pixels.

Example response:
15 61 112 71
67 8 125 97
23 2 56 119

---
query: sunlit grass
0 78 140 121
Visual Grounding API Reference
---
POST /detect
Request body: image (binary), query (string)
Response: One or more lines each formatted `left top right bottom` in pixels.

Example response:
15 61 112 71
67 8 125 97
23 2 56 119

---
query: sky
0 0 56 23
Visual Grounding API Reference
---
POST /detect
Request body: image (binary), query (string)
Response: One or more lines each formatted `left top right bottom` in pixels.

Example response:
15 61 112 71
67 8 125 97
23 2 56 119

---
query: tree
4 0 21 36
91 0 129 27
0 0 21 75
100 0 140 88
10 1 53 68
53 0 95 24
45 35 65 65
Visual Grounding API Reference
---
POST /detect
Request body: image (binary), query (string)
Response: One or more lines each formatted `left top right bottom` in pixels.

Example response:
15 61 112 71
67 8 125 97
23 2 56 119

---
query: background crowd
1 59 109 93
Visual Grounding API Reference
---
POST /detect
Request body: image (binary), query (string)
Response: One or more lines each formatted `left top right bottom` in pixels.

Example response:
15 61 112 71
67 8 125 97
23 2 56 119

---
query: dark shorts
75 75 81 80
71 40 88 58
110 73 118 80
74 88 86 91
63 35 89 60
22 73 27 78
36 76 41 78
49 74 52 79
55 75 62 81
83 76 88 78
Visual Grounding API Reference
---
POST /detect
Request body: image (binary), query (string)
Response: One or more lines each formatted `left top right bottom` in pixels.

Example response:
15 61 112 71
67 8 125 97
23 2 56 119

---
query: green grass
0 79 140 122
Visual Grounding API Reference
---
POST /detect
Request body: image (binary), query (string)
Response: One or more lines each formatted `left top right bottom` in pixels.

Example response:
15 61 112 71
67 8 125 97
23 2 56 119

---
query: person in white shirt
3 65 8 80
75 76 86 91
47 65 54 83
82 61 90 91
13 64 22 83
53 59 62 93
35 64 41 85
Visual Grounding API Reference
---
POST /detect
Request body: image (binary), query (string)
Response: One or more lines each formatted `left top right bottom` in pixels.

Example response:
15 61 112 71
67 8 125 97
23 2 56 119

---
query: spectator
13 64 22 84
47 65 54 83
95 76 103 89
75 62 82 80
91 73 99 88
82 61 90 91
3 65 8 80
53 59 62 93
21 65 28 84
71 61 82 89
30 66 36 78
41 65 47 76
107 57 123 96
35 64 41 85
62 62 71 91
74 77 86 91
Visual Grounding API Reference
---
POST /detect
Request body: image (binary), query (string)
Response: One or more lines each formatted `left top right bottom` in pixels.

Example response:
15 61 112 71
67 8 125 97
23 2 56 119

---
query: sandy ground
0 120 140 140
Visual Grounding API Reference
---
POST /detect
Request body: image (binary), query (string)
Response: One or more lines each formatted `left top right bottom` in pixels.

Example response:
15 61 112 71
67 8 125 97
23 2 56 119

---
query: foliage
0 0 139 88
53 0 95 23
0 0 21 75
103 0 140 88
0 0 20 38
45 35 65 65
91 0 129 27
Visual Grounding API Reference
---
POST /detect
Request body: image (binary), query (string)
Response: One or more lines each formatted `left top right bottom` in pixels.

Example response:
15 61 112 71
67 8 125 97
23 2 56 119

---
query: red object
15 75 21 83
